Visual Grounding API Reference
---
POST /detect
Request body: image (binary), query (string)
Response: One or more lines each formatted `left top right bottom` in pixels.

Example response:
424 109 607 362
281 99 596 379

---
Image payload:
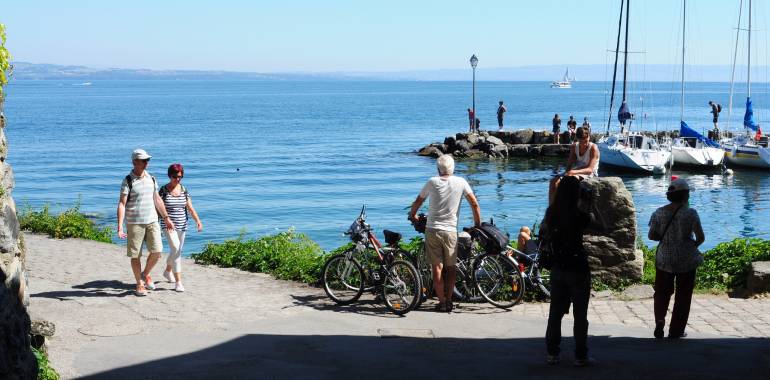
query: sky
2 0 768 73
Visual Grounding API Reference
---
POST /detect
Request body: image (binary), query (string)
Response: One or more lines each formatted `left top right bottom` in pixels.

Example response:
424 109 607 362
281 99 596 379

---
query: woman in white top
548 127 600 204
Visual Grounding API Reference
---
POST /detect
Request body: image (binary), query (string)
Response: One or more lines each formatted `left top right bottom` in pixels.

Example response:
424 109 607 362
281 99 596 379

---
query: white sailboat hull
724 144 770 169
598 139 671 173
671 146 724 167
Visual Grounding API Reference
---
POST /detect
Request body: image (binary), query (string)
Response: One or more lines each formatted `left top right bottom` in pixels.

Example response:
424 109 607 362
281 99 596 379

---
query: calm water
3 80 769 253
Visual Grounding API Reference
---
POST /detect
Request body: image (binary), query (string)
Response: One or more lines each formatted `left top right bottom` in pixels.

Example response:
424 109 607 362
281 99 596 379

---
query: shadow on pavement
31 280 135 299
289 294 512 317
80 334 770 380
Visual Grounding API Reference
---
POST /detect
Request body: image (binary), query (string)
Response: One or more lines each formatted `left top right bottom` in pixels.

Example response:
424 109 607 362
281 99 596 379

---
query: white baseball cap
131 149 152 160
667 178 690 194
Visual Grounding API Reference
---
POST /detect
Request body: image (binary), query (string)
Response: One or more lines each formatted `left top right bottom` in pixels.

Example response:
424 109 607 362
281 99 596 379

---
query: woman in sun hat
648 177 705 339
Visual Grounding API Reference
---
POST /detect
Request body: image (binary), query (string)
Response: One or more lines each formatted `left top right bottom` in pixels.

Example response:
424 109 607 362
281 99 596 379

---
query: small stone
620 284 655 300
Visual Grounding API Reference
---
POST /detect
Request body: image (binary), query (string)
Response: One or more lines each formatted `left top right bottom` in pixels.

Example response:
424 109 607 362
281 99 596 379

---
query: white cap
131 149 152 160
667 178 690 194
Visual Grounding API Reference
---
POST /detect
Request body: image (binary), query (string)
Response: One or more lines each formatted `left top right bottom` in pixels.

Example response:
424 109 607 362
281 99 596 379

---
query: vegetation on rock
33 347 59 380
19 203 112 243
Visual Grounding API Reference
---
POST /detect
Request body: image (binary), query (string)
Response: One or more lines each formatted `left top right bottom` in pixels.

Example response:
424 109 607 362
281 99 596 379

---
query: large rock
466 133 481 146
509 144 530 157
582 177 642 285
747 261 770 294
485 135 505 147
512 129 534 144
418 146 443 158
541 144 570 157
455 139 472 152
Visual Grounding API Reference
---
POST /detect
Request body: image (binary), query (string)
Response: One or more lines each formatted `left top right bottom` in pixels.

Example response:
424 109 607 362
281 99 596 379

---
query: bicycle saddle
383 230 402 246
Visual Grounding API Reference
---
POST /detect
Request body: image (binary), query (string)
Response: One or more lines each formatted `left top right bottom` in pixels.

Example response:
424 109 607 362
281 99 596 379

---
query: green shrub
192 229 329 285
18 204 112 243
697 238 770 290
637 237 657 285
33 347 59 380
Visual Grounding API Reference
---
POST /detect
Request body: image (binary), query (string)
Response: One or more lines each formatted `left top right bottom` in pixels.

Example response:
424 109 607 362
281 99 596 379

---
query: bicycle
322 206 422 315
506 237 551 299
408 215 526 309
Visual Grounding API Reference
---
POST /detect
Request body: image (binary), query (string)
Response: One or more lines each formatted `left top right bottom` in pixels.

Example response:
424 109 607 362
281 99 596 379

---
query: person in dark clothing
544 176 593 367
552 114 562 144
475 117 481 132
708 101 721 135
567 115 577 142
468 108 475 133
497 101 507 130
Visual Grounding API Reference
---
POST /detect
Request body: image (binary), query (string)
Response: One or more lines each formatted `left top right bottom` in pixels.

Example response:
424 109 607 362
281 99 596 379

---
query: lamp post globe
470 55 478 133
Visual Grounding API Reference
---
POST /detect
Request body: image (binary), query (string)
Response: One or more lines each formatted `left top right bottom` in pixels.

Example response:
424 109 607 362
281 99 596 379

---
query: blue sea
4 80 770 254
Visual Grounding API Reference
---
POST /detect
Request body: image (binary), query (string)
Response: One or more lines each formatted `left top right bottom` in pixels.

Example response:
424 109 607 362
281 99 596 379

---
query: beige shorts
126 222 163 258
425 228 458 267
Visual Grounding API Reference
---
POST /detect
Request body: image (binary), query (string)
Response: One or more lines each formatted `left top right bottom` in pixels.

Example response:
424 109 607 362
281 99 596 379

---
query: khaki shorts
425 228 458 267
126 222 163 258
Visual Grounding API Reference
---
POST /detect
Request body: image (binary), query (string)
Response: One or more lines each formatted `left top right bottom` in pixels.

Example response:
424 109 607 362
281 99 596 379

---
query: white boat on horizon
550 67 574 88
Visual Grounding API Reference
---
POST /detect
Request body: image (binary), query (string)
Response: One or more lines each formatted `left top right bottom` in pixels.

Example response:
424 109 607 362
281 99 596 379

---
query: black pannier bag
456 231 473 260
475 221 509 254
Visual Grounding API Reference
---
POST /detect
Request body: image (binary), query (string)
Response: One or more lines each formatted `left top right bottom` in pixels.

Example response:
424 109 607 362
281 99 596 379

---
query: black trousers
545 268 591 358
654 268 696 336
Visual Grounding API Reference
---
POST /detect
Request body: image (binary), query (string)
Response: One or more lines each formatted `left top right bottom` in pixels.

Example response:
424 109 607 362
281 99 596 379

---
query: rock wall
582 177 643 285
0 102 38 378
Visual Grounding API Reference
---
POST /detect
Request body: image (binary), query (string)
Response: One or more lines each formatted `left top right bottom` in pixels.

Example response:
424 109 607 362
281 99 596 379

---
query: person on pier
567 115 577 142
552 114 562 144
467 108 475 133
547 127 600 204
709 101 721 136
497 101 507 131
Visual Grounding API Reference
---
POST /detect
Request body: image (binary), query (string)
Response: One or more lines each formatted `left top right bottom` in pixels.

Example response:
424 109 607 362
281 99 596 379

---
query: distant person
117 149 175 296
567 115 577 142
517 226 531 252
548 127 600 204
581 116 591 131
552 114 562 144
475 117 481 133
544 176 594 367
409 155 482 313
159 163 203 293
709 101 722 135
497 101 507 130
618 101 631 134
467 108 475 133
648 178 705 339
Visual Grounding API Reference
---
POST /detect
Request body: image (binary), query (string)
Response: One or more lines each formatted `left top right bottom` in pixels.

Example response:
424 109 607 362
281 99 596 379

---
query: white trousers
164 229 186 274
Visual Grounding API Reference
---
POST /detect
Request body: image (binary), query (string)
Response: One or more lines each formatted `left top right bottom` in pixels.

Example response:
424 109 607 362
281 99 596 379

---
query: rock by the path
747 261 770 294
620 284 655 300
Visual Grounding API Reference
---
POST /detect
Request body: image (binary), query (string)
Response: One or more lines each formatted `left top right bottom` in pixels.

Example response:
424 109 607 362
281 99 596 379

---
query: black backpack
474 220 510 254
717 104 722 113
124 174 156 204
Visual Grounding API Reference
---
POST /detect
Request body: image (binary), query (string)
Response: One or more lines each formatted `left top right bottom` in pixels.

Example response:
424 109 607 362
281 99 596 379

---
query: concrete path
25 233 770 379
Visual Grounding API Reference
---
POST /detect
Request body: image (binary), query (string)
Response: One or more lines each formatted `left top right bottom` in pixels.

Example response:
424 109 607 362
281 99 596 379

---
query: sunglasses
172 175 183 179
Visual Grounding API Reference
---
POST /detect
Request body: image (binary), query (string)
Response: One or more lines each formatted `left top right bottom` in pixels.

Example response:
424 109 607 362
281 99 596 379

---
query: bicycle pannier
477 221 509 254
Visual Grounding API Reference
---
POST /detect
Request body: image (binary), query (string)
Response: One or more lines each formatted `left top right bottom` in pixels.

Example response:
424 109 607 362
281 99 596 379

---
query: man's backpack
474 220 510 255
717 104 722 113
124 174 156 204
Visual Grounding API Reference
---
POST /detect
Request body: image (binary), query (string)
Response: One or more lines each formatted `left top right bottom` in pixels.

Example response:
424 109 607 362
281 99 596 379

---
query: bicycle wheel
381 259 421 315
322 253 365 305
473 253 525 308
532 266 551 298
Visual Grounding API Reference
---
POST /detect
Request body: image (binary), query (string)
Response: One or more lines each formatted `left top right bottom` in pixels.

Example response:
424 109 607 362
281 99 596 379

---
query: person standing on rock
409 154 482 313
544 175 594 367
117 149 175 296
552 114 562 144
467 108 475 133
648 178 704 339
567 115 577 142
709 101 721 135
497 101 507 131
548 127 599 204
159 163 203 293
582 116 591 131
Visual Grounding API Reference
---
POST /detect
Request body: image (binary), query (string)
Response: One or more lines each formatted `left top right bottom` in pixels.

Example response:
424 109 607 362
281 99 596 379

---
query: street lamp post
470 54 478 132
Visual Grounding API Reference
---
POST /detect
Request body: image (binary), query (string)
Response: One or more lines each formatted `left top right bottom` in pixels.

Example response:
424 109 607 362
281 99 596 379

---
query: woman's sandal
135 284 147 297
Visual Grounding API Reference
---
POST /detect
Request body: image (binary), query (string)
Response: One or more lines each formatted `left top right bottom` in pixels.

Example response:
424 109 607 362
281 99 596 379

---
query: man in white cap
117 149 175 296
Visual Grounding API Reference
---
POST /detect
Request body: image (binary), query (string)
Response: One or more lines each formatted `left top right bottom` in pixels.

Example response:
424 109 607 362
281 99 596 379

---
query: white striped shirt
160 188 189 231
120 172 158 225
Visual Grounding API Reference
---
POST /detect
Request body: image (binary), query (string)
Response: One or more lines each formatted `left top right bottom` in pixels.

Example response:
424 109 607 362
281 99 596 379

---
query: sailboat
597 0 671 174
723 0 770 169
670 0 724 168
550 67 573 88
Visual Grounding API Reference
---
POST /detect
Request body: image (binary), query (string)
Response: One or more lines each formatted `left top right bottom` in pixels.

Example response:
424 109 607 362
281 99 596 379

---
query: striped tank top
159 185 189 231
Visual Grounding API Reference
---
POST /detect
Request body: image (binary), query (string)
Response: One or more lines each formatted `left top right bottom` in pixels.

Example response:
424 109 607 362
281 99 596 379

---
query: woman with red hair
159 163 203 292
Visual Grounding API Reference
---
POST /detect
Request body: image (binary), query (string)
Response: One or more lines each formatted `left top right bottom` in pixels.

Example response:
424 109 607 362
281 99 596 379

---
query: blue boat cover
744 97 758 131
618 101 631 125
680 121 720 148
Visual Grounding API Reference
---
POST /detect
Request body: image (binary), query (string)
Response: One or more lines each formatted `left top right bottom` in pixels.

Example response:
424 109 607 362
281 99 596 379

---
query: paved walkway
25 233 770 379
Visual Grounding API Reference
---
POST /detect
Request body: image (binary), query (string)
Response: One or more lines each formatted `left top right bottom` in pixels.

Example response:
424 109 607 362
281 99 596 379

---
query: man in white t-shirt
409 155 481 312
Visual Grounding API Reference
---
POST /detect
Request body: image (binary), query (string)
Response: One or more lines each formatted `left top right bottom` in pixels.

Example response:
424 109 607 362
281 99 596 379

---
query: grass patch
18 203 112 243
191 229 329 285
33 347 59 380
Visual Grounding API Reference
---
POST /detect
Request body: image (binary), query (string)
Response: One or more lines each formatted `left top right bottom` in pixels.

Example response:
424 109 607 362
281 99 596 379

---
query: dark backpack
124 174 156 204
717 104 722 113
474 220 510 254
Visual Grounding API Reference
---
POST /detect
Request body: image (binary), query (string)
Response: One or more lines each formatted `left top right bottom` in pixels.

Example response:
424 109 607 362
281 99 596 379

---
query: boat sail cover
680 121 720 147
618 101 632 125
744 97 758 131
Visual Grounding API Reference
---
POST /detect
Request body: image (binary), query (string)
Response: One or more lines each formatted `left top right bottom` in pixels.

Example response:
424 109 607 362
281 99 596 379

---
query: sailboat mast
606 0 625 136
727 0 744 132
680 0 686 122
748 0 752 97
622 0 630 102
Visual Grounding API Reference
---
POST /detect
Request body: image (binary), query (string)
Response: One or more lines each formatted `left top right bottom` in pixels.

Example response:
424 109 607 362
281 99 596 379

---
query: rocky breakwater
418 129 578 159
0 105 38 378
581 177 643 286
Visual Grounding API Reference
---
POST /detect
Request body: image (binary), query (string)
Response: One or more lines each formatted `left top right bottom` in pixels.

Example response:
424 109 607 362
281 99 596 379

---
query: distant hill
8 62 760 82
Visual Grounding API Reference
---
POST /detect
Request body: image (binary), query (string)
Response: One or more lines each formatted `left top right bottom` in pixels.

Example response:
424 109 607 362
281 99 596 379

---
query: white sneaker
163 270 175 283
174 282 185 292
